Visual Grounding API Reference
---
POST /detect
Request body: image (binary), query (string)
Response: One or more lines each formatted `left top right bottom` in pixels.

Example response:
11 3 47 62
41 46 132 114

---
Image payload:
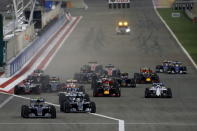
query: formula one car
46 76 62 92
145 83 172 98
92 77 121 97
74 72 95 84
21 98 56 118
103 64 120 77
61 79 85 93
134 67 160 84
59 92 96 113
14 79 41 94
27 71 49 92
116 73 136 88
116 21 131 34
87 61 103 75
156 61 187 74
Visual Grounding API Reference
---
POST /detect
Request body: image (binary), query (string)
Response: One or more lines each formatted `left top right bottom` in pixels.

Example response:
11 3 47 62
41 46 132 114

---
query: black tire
21 105 29 118
64 102 70 113
145 88 150 98
130 78 136 88
59 93 66 112
109 4 112 9
113 3 116 9
167 88 172 98
59 93 66 104
118 3 121 8
122 3 125 8
90 102 96 113
116 88 121 97
14 86 22 94
127 3 130 8
49 105 56 118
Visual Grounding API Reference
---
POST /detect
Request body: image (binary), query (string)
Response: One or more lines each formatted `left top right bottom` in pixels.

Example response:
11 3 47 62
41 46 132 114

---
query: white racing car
145 83 172 98
116 21 130 34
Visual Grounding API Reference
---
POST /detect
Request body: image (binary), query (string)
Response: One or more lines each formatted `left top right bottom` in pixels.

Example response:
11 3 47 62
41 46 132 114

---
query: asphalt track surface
1 0 197 131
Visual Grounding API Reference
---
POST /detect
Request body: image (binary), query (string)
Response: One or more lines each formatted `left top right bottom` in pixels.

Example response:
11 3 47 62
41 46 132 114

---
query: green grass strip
158 8 197 63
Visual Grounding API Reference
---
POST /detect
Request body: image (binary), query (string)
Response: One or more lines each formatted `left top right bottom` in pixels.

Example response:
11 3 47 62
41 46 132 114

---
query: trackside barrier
6 16 67 77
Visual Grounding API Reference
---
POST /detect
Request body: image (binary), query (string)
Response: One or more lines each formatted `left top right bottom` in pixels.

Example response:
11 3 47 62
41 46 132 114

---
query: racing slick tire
14 86 24 94
130 78 136 88
21 105 29 118
64 102 70 113
90 102 96 113
127 3 130 8
145 88 150 98
167 88 172 98
59 94 67 112
109 3 112 9
49 105 56 119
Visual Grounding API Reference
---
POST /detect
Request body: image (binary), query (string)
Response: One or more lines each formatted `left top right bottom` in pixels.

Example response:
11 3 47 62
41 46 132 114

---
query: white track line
152 0 197 70
90 113 125 131
0 122 196 126
0 122 118 125
0 95 14 108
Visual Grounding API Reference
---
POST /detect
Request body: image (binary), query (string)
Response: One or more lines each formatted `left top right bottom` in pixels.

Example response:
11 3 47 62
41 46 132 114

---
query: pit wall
6 24 35 62
5 5 65 77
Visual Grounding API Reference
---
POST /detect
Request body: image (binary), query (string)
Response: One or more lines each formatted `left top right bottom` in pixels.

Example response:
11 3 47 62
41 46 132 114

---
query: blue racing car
156 61 187 74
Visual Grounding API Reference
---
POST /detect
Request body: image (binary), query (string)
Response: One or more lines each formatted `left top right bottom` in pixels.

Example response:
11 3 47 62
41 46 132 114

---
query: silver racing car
145 83 172 98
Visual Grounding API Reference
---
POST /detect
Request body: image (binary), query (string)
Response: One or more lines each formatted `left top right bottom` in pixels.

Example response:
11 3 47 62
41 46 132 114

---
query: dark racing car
134 67 160 84
103 64 120 77
21 98 56 118
116 73 136 88
92 77 121 97
59 92 96 113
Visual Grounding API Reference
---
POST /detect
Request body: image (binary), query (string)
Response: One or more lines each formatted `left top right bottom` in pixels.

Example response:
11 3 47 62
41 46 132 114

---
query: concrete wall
6 24 35 61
